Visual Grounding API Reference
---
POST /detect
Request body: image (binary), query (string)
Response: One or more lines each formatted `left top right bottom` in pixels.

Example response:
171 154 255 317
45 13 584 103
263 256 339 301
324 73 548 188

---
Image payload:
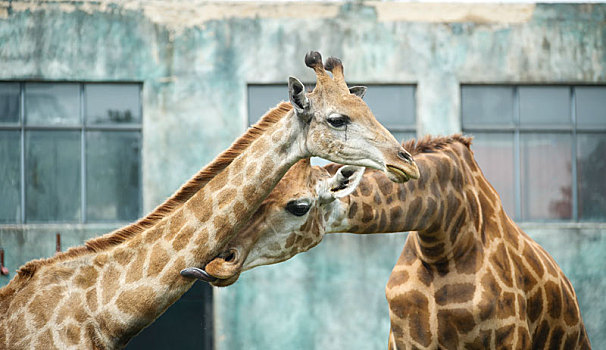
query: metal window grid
0 82 143 224
462 85 606 223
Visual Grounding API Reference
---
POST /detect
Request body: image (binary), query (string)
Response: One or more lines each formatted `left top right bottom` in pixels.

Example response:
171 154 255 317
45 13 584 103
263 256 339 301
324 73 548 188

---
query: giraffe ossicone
204 134 591 349
0 51 417 349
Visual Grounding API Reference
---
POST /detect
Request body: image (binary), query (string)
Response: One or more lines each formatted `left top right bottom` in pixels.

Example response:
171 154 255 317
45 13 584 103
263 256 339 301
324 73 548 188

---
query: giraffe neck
102 109 308 346
0 108 310 349
331 142 502 264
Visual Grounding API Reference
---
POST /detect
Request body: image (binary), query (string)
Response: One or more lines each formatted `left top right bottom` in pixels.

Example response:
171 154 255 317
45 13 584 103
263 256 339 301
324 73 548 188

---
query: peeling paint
372 3 536 24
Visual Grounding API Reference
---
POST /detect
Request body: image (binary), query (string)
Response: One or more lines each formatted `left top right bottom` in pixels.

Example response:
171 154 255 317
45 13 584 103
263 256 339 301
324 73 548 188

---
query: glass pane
365 85 415 128
519 87 570 126
468 132 515 217
87 131 141 222
575 86 606 128
25 83 80 125
461 86 514 127
25 131 81 222
0 83 20 123
247 85 288 125
0 131 21 222
86 84 141 124
520 133 572 220
577 133 606 221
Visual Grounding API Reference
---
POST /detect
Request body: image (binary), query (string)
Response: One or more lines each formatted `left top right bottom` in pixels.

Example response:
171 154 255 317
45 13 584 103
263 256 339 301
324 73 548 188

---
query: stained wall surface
0 2 605 348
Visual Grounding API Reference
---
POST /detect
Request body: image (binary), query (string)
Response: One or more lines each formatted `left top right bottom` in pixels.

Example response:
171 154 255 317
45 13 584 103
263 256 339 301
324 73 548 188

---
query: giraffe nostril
397 150 412 163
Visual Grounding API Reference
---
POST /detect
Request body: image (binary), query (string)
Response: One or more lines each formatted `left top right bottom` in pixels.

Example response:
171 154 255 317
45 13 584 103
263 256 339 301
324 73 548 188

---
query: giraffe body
0 52 418 349
205 135 590 349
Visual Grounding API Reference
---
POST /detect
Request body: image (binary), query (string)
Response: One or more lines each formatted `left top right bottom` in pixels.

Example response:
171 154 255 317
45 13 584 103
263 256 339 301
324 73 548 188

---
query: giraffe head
192 159 364 286
288 51 419 183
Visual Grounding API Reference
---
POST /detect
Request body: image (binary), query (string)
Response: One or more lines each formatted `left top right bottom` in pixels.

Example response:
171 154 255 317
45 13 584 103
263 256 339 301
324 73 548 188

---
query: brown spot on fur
523 242 544 278
379 209 388 231
172 230 191 251
378 177 393 196
66 323 81 345
285 233 297 249
30 286 65 328
448 210 466 245
495 324 515 348
74 266 99 289
361 203 374 223
389 291 432 347
438 308 475 348
547 326 564 350
527 289 543 323
358 181 372 196
435 283 476 305
208 170 229 192
102 265 121 304
217 188 237 210
116 286 157 320
160 256 187 286
389 206 403 230
455 243 481 274
387 270 409 289
564 331 580 349
417 263 434 287
478 272 501 321
468 329 492 349
545 280 562 319
125 248 147 283
532 319 550 349
213 214 230 231
147 244 169 277
348 202 358 219
35 328 55 350
490 243 513 287
561 279 580 326
114 248 135 266
404 197 423 228
517 327 531 349
373 191 382 205
243 185 256 202
86 288 98 312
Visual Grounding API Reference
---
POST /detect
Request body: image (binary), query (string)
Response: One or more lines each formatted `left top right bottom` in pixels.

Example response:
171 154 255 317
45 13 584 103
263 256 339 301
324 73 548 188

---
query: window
462 85 606 222
0 82 142 223
247 84 416 141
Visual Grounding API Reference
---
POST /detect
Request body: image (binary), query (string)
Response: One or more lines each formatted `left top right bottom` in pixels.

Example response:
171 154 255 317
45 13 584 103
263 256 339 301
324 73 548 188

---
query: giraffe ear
349 86 367 99
288 76 311 122
319 165 365 204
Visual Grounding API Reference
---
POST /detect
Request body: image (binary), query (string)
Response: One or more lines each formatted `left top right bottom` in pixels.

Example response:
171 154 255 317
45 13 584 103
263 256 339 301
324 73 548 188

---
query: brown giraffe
202 135 590 349
0 52 419 349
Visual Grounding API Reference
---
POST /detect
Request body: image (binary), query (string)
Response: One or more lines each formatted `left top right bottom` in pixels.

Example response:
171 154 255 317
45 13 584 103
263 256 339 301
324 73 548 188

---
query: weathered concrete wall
0 1 605 349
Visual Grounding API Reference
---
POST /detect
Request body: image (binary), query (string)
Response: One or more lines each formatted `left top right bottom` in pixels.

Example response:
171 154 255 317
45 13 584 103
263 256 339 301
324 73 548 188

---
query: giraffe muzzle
180 267 218 283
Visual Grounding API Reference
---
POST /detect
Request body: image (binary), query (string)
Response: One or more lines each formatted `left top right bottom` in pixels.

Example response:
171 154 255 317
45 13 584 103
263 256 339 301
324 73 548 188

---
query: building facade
0 2 605 348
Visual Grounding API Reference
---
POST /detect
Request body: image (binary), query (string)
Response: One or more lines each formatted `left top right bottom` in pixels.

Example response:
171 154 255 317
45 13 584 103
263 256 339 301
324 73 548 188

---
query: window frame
246 82 417 137
461 84 606 223
0 81 143 224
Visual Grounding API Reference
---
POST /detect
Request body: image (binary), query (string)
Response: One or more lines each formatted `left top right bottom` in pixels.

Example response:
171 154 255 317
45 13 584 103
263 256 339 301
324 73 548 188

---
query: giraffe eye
327 114 350 129
285 200 311 216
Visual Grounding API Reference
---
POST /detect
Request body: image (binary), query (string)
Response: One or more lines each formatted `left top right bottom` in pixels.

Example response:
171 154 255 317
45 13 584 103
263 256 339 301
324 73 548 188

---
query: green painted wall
0 2 605 348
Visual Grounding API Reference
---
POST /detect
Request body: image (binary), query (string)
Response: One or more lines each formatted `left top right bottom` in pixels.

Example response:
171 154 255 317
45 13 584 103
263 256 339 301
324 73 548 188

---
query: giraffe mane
402 134 472 156
12 101 294 281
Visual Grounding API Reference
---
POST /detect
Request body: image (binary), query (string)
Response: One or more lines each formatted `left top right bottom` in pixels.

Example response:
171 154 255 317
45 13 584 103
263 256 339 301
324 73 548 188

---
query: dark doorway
126 282 213 349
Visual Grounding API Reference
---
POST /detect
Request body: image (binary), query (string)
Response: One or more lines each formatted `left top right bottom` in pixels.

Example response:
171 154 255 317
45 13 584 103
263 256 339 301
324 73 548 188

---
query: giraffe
0 52 419 349
202 135 590 349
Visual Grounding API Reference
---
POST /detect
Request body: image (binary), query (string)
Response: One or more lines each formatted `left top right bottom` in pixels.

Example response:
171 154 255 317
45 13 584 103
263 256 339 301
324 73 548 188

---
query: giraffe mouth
180 249 243 286
386 164 418 183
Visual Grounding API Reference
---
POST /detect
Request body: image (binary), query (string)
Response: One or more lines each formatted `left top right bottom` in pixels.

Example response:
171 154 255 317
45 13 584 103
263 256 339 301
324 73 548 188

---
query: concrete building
0 1 605 348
